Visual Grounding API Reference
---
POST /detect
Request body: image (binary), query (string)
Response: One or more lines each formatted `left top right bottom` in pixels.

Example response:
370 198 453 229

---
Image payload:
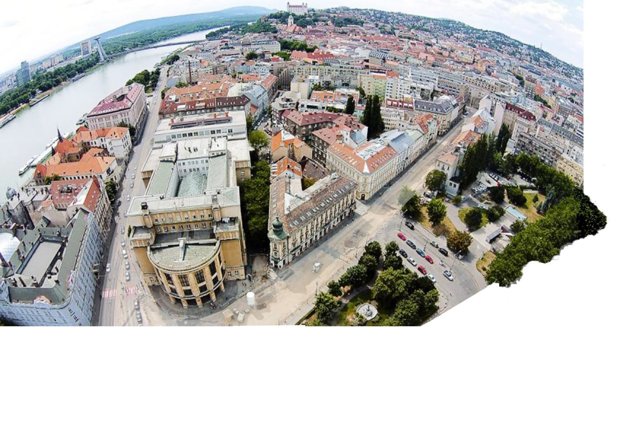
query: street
92 88 486 326
95 67 170 326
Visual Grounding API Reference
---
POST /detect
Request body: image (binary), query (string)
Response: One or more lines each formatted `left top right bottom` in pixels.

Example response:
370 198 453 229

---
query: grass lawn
417 206 457 238
476 251 497 277
458 207 489 230
515 192 545 223
336 288 393 326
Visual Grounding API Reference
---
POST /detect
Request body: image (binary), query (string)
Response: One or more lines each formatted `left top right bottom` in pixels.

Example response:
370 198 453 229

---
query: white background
1 2 623 440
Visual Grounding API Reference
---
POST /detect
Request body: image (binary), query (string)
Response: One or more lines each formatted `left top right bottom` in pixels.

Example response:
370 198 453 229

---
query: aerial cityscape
0 2 605 327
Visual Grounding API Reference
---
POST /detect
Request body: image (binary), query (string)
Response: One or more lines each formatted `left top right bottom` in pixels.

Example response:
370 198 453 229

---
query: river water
0 29 213 201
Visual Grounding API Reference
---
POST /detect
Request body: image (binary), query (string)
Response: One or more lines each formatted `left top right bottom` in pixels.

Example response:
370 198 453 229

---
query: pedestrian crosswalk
101 285 139 300
102 288 116 299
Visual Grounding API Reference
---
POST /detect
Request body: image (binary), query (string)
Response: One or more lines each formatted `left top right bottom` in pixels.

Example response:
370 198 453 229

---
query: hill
96 6 274 41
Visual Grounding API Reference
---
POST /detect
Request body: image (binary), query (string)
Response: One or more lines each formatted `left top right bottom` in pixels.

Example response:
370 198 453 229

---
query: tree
398 186 417 205
401 195 423 221
345 95 355 114
361 94 385 139
314 292 340 324
464 207 484 231
384 241 399 259
383 254 403 271
495 123 511 153
104 179 118 202
338 265 368 288
246 114 254 135
245 52 258 60
360 96 371 129
327 280 342 297
452 195 462 206
387 293 421 326
371 268 411 308
427 198 447 226
425 170 447 192
383 241 403 270
487 205 505 222
364 241 382 261
359 253 379 280
370 94 385 138
488 185 505 204
506 186 526 206
510 220 526 234
447 230 472 254
241 161 270 251
248 130 269 150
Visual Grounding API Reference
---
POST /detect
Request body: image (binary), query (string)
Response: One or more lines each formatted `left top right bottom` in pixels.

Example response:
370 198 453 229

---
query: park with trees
306 240 440 326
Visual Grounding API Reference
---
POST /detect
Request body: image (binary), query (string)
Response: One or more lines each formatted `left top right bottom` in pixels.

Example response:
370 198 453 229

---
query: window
178 274 189 286
195 270 205 284
209 261 217 276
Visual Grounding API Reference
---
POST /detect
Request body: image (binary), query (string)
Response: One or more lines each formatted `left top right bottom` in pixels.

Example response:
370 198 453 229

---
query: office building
0 210 102 326
127 138 250 308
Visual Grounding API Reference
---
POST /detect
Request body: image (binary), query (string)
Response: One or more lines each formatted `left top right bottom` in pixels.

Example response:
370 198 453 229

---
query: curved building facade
147 237 225 307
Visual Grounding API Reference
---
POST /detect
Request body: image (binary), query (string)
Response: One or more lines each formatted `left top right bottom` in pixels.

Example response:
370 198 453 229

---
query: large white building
153 111 248 145
0 210 102 326
326 139 400 201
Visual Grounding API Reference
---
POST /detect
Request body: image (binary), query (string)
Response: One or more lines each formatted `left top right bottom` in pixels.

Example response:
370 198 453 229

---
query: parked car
425 255 434 264
406 239 416 249
126 195 130 201
125 261 130 270
125 271 130 281
130 182 134 189
417 265 427 275
397 232 407 241
105 263 111 273
399 249 408 258
427 274 437 283
430 241 438 248
438 248 449 257
416 248 426 257
407 257 417 266
121 240 125 247
405 221 415 230
443 270 454 281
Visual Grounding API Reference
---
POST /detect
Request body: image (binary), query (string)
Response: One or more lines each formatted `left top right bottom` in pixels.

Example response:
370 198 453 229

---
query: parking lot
373 211 488 315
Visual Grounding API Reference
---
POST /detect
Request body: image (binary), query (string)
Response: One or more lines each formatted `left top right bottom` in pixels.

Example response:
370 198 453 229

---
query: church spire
57 127 63 142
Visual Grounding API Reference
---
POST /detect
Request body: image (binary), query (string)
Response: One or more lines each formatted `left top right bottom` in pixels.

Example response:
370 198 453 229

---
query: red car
397 232 406 241
417 265 427 275
424 255 434 264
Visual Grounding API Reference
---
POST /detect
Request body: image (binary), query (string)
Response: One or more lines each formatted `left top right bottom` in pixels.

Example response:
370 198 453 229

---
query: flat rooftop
19 240 62 286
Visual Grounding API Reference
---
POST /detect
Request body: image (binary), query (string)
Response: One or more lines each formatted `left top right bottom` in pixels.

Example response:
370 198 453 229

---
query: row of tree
240 161 271 252
457 125 512 190
401 192 473 255
0 54 99 115
486 156 606 286
126 68 160 92
360 95 385 139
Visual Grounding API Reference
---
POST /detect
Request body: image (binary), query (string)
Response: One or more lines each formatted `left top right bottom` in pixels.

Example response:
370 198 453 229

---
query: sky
0 0 583 74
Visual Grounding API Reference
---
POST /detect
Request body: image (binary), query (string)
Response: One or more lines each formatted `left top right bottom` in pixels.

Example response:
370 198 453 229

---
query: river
0 29 215 201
